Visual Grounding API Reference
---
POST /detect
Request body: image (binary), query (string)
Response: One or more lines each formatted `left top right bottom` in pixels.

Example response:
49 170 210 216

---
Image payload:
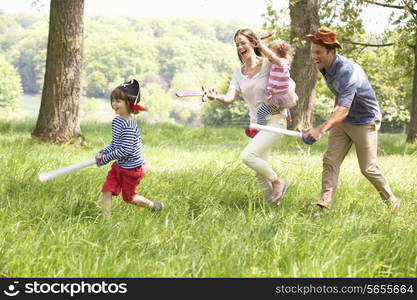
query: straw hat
306 26 342 49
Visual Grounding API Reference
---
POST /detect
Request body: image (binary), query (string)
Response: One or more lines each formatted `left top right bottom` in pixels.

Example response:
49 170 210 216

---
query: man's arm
303 104 349 141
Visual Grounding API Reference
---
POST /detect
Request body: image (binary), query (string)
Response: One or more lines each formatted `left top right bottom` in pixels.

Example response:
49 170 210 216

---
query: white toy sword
38 159 96 182
249 124 315 145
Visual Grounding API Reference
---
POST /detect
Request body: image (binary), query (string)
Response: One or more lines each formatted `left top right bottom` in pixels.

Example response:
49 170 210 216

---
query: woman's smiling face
235 34 256 61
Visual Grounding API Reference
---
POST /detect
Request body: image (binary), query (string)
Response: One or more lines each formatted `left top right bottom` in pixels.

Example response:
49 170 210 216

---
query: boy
96 79 163 218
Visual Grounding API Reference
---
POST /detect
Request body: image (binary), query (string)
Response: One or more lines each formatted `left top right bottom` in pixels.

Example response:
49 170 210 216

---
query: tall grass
0 120 416 277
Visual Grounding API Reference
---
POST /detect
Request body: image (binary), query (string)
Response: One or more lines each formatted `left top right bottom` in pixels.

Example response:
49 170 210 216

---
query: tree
0 54 22 111
317 0 410 131
140 83 173 124
263 0 415 138
14 26 47 94
289 0 320 130
86 71 107 97
263 0 319 130
409 36 417 142
83 31 159 98
0 13 23 52
32 0 85 144
314 0 415 139
363 0 417 143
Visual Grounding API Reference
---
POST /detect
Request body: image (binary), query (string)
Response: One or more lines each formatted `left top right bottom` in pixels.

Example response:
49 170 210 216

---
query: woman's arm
205 87 236 104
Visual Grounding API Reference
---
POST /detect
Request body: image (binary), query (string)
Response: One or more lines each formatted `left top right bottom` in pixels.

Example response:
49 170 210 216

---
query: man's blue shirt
320 54 382 124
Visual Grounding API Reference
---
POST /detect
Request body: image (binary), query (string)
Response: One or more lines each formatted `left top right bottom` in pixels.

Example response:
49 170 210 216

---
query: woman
205 28 289 205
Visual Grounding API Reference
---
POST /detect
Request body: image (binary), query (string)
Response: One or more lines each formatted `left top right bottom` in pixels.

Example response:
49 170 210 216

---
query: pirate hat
118 79 146 112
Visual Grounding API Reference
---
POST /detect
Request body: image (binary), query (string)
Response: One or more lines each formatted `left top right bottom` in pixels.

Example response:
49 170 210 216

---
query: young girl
256 39 298 126
96 79 163 218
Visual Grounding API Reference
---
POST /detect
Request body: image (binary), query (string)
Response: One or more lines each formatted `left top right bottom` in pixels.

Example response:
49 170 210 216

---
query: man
303 26 400 214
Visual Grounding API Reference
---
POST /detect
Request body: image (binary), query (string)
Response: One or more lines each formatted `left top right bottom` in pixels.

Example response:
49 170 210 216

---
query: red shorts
102 163 146 202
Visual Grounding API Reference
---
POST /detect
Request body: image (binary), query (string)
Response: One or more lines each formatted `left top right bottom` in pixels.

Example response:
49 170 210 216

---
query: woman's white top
230 57 283 124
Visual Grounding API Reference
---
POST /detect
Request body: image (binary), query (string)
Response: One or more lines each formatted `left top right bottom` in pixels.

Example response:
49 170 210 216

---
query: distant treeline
0 11 411 129
0 12 255 97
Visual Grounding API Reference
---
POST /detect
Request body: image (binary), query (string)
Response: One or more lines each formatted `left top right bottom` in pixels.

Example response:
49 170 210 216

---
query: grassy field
0 119 416 277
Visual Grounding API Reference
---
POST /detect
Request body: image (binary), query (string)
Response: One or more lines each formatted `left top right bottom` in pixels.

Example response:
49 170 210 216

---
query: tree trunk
407 42 417 143
32 0 85 144
289 0 320 130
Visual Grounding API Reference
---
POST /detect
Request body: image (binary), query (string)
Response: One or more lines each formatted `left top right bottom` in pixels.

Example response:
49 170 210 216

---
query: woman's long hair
234 28 262 64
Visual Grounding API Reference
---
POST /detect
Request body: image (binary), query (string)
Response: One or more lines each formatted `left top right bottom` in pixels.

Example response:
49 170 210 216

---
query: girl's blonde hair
268 39 295 64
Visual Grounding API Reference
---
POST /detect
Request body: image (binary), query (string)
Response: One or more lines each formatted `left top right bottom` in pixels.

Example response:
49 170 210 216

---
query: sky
0 0 392 32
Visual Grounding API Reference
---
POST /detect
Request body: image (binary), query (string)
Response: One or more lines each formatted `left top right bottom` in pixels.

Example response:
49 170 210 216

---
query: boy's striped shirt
101 116 145 169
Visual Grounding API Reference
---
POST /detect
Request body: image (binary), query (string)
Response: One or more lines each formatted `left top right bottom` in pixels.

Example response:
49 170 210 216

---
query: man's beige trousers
318 121 394 208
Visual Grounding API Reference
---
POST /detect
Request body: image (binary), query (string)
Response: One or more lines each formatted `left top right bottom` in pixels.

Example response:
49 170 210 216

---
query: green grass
0 119 416 277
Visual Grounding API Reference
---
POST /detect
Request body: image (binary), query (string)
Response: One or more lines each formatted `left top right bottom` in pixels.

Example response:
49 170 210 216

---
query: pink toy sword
176 86 214 102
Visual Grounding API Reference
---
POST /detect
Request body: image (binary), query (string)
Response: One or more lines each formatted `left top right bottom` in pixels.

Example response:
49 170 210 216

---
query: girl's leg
257 103 275 125
101 191 113 219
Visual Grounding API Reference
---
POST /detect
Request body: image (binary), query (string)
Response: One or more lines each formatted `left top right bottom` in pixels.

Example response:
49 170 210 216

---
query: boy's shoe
152 202 164 211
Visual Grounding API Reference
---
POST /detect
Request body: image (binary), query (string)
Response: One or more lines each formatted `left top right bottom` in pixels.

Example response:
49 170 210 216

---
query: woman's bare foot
271 179 288 205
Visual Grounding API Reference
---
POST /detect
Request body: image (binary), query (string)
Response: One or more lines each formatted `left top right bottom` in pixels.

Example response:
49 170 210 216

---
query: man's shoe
390 197 401 214
313 205 328 217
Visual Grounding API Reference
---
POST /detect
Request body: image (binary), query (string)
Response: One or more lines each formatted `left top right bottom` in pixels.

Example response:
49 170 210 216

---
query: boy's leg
121 166 164 210
101 163 121 219
131 195 163 210
101 191 113 219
